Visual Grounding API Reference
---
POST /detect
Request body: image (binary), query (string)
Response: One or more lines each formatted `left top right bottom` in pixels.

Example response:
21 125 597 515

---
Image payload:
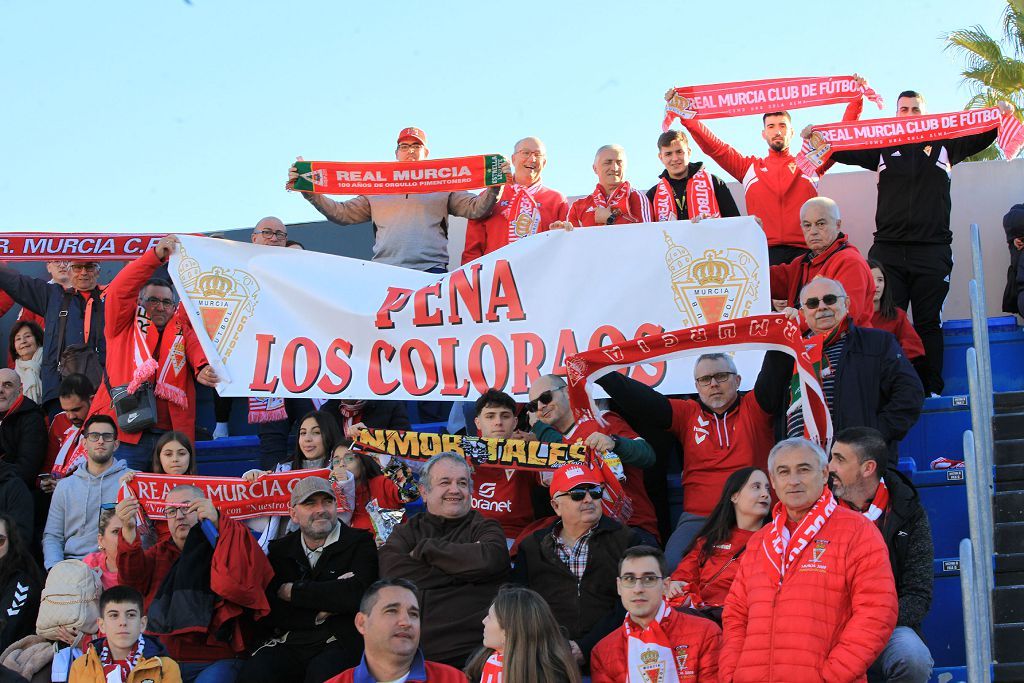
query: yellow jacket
69 643 182 683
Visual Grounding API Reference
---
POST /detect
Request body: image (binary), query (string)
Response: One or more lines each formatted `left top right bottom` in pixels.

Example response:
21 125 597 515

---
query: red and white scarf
847 477 890 522
652 171 721 221
565 314 832 449
796 107 1024 175
127 318 187 408
338 400 367 431
481 651 504 683
764 488 838 582
99 634 144 683
624 601 682 683
52 424 87 477
591 181 634 218
248 397 287 424
506 184 542 244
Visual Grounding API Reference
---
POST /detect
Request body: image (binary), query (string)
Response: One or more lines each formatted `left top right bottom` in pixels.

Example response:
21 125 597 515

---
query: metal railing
962 222 996 676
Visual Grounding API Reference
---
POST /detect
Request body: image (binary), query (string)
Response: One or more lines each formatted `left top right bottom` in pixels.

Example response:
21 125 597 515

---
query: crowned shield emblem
666 92 698 120
663 231 759 327
637 648 665 683
176 244 260 361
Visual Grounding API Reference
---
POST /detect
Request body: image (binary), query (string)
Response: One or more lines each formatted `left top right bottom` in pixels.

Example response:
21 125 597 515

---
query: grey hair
694 353 738 375
420 452 472 491
594 144 626 163
798 277 847 301
167 484 205 499
767 437 828 472
800 196 841 222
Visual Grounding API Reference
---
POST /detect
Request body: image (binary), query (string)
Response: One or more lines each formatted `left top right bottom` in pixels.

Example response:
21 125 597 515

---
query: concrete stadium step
995 585 1024 624
995 490 1024 523
996 521 1024 555
995 391 1024 412
996 554 1024 586
994 411 1024 440
995 621 1024 665
996 438 1024 464
996 662 1024 683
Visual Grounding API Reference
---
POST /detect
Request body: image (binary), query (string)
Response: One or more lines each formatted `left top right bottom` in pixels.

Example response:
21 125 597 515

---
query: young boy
69 585 181 682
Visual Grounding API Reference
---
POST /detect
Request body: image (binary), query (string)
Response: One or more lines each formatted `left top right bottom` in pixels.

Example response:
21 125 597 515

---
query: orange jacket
720 505 897 683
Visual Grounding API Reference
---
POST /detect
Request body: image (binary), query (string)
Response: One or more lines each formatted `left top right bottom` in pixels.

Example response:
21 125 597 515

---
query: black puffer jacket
0 396 46 487
879 468 933 629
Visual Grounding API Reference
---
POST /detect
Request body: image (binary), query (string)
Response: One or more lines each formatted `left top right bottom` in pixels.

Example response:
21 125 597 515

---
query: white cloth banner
169 218 769 401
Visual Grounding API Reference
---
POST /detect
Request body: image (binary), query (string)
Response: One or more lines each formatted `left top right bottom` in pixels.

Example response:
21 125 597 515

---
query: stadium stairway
193 317 1024 683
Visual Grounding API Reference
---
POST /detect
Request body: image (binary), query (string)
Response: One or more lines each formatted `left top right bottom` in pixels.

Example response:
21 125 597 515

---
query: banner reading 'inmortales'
169 219 770 402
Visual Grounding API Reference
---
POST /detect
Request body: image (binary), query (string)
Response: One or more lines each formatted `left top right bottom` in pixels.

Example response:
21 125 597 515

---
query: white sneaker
213 422 230 439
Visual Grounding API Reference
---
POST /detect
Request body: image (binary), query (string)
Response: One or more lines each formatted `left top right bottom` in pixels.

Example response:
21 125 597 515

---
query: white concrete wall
449 159 1024 321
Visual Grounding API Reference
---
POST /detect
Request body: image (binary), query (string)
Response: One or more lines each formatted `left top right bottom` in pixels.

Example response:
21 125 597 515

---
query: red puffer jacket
720 505 897 683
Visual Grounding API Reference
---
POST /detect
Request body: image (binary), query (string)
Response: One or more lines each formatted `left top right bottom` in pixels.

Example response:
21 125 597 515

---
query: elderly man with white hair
770 196 875 326
719 436 897 683
779 277 924 465
0 367 47 486
554 144 652 228
378 452 509 669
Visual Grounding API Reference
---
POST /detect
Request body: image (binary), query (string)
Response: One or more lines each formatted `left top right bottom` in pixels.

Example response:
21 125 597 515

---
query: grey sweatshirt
42 459 130 569
305 188 500 271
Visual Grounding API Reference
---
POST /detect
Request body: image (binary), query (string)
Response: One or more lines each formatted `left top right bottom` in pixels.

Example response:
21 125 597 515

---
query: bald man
0 368 46 486
555 145 652 228
769 197 875 327
461 137 569 263
251 216 289 247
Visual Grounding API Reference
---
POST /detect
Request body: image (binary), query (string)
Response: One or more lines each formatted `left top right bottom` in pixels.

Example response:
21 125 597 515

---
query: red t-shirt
470 466 537 539
669 393 774 516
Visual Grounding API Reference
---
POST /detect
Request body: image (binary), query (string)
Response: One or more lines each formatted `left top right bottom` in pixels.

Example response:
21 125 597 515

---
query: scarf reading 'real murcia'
289 155 508 195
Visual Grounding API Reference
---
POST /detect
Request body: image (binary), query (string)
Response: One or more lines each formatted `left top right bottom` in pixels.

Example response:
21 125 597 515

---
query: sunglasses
554 485 603 502
526 387 562 413
800 294 845 309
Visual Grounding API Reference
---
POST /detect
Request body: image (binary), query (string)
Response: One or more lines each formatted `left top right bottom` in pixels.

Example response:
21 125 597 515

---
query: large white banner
169 218 769 401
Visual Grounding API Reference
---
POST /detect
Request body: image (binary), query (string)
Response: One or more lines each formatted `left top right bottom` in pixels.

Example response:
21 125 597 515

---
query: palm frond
1004 0 1024 55
945 26 1006 65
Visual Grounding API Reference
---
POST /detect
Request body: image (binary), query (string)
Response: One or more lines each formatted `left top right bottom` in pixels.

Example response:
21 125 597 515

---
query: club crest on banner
663 231 758 327
176 245 260 360
300 168 327 188
638 648 666 683
666 92 698 120
804 130 833 167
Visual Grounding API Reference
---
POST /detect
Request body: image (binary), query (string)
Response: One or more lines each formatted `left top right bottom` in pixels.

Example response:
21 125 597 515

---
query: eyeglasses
695 371 735 387
71 264 99 272
164 503 193 519
526 387 563 413
397 143 424 152
800 294 845 309
49 261 72 270
618 574 663 588
554 485 603 502
516 150 545 159
84 432 116 443
144 297 175 309
255 229 287 240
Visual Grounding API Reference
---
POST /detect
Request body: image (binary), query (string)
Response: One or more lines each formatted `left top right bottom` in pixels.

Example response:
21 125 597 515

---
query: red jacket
566 184 653 227
682 99 862 248
720 505 897 683
90 249 208 445
461 183 568 263
871 308 925 360
671 527 755 608
590 607 722 683
351 475 405 532
769 234 875 327
326 652 467 682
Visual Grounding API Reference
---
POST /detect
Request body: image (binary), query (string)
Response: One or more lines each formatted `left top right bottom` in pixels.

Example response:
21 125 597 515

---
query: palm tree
944 0 1024 159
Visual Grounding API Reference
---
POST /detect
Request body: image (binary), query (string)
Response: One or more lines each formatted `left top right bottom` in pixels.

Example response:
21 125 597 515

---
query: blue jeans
179 659 244 683
115 429 165 472
867 626 933 683
664 512 707 570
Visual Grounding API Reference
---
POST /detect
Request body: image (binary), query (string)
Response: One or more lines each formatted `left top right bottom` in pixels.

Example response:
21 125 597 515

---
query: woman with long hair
82 506 123 589
464 585 581 683
151 430 198 475
868 259 927 377
666 467 770 621
8 321 44 404
0 513 44 650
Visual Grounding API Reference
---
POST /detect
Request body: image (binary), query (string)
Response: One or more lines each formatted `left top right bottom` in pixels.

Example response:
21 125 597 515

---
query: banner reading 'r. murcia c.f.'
168 219 769 402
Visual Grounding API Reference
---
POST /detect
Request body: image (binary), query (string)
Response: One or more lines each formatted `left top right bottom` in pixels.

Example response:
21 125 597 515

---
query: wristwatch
606 208 621 225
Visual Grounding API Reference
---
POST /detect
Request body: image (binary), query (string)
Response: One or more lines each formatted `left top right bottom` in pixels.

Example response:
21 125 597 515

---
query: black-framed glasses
144 296 175 309
554 485 603 502
695 371 735 387
526 387 563 413
618 574 663 588
71 263 99 272
164 503 192 519
84 432 116 443
255 229 287 240
800 294 845 309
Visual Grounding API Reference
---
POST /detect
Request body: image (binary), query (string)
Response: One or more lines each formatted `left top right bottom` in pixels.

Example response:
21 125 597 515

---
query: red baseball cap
397 127 427 146
549 462 604 496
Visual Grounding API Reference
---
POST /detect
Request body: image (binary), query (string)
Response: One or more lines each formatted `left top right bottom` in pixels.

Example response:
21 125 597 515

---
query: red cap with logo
549 462 604 496
397 127 427 146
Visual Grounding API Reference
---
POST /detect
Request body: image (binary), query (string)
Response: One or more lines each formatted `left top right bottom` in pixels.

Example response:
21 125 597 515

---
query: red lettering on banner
401 340 439 396
485 261 527 322
375 288 414 329
438 337 470 396
511 332 546 394
629 323 668 386
412 282 444 326
282 337 321 393
552 328 580 377
249 334 279 392
317 338 354 394
369 340 399 394
448 264 483 324
469 335 510 392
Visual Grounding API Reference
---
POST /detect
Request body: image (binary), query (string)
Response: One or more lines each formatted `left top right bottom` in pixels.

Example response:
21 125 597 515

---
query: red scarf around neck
506 184 542 244
624 600 683 683
591 181 633 218
652 171 721 221
764 488 837 582
128 317 188 409
844 477 890 523
481 651 503 683
100 634 145 682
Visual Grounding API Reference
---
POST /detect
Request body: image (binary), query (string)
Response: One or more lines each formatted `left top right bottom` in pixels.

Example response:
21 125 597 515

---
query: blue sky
0 1 1008 234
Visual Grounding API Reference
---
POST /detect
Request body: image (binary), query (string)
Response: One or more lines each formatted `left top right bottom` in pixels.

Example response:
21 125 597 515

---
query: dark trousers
239 640 360 683
768 244 808 266
870 242 953 395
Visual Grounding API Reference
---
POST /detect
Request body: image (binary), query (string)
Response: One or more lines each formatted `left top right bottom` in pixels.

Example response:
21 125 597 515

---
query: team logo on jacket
176 243 260 360
666 92 698 120
812 539 828 562
638 649 666 683
663 231 759 327
674 644 690 674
